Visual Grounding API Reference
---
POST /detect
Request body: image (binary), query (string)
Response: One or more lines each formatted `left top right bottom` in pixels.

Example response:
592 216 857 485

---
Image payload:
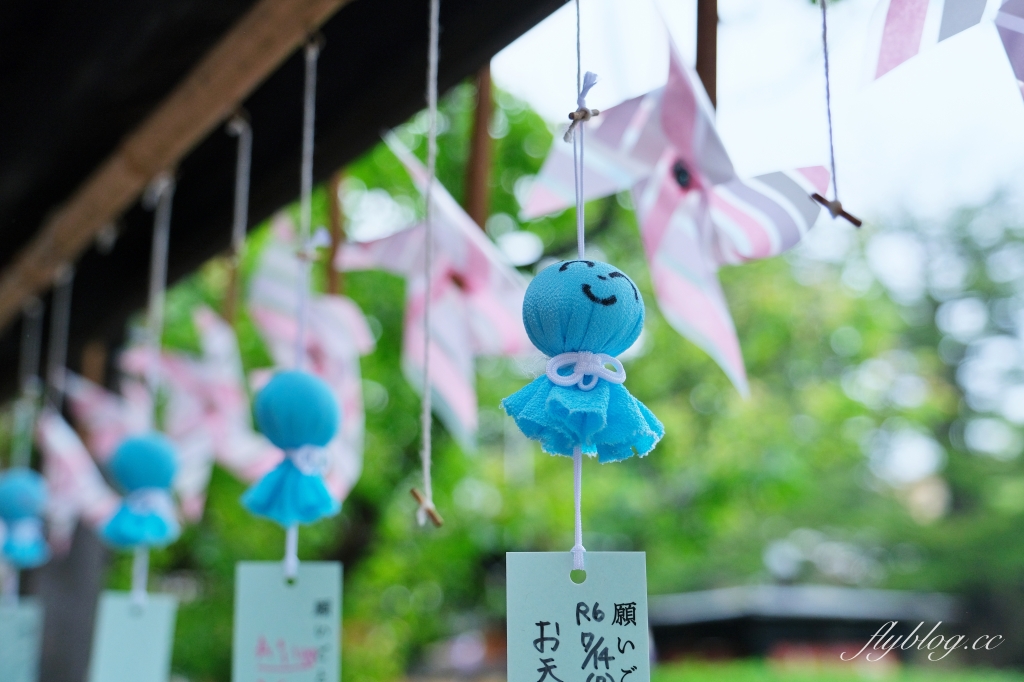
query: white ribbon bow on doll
124 488 177 520
287 445 331 477
545 351 626 391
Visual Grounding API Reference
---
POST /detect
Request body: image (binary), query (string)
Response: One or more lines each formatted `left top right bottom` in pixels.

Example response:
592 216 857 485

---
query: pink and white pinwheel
336 134 532 448
36 408 119 553
522 42 829 395
248 215 375 503
866 0 1024 99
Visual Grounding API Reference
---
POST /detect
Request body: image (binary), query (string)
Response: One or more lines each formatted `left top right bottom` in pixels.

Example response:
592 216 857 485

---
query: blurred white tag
0 598 43 682
233 561 341 682
87 591 177 682
507 553 649 682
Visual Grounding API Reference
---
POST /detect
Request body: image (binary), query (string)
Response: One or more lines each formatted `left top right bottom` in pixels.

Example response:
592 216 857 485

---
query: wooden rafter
696 0 718 108
0 0 354 331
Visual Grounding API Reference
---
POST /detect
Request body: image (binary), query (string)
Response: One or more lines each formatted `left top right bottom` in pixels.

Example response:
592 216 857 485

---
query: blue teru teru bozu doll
502 259 664 461
242 370 340 526
0 467 50 569
101 433 181 548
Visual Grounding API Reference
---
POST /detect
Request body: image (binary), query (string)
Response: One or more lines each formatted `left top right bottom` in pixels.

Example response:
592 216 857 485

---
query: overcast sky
491 0 1024 225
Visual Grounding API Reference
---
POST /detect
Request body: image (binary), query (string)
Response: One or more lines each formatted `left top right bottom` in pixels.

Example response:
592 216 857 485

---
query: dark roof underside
0 0 564 396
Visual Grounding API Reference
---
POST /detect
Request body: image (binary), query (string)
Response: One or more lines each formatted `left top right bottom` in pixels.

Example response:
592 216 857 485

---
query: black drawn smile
582 283 617 306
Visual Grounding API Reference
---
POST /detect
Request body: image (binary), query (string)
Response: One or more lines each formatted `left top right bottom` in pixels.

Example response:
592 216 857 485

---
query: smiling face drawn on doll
557 260 639 306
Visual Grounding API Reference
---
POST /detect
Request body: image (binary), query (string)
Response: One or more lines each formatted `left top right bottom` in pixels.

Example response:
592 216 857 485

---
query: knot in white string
546 351 625 391
416 497 438 528
297 226 332 262
286 445 331 477
563 71 600 143
8 517 43 545
124 488 177 521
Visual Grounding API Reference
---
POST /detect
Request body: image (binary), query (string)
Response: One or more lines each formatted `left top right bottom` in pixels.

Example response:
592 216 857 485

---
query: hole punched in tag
570 569 587 584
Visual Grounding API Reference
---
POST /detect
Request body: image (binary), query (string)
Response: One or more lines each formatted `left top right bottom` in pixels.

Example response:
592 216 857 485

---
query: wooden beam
464 65 493 229
0 0 354 332
696 0 717 108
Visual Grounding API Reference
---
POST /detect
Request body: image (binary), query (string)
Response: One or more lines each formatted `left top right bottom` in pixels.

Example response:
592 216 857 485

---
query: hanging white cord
45 267 74 412
283 40 321 580
811 0 861 227
227 116 253 261
131 544 149 607
294 41 320 373
5 299 43 603
144 174 175 412
571 446 584 570
565 0 599 572
415 0 442 528
820 0 838 201
574 0 585 260
2 566 18 604
11 299 43 469
130 172 176 607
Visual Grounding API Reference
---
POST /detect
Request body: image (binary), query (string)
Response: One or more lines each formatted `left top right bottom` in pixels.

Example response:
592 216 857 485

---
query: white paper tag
232 561 342 682
87 591 178 682
507 552 650 682
0 598 43 682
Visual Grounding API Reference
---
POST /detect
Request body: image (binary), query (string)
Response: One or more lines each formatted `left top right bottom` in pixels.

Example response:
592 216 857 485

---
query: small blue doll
502 260 664 462
101 433 181 548
242 370 340 526
0 468 50 569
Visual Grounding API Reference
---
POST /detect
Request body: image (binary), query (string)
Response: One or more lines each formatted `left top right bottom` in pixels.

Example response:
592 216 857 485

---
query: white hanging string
5 298 44 601
565 0 599 572
227 115 253 261
283 39 321 580
294 41 320 373
131 545 149 607
414 0 443 529
143 173 175 413
2 565 18 604
132 172 175 606
11 299 44 470
813 0 861 227
45 267 75 412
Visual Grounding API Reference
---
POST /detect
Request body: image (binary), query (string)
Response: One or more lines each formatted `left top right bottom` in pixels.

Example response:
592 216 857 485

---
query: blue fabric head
100 433 180 549
0 468 50 569
255 371 340 449
523 260 645 358
0 468 48 520
108 433 177 492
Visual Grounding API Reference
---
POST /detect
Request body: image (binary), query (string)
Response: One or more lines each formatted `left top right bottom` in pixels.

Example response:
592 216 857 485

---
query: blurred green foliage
41 78 1024 681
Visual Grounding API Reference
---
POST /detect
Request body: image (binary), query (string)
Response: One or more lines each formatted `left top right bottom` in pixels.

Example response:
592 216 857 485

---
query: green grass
652 661 1024 682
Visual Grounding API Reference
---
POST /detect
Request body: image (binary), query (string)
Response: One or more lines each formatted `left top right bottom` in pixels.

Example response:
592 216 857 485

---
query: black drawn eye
558 260 596 272
608 272 638 300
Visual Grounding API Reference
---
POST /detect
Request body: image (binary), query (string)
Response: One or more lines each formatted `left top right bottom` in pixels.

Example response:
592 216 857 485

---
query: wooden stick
811 193 863 228
0 0 355 332
464 65 493 229
410 488 444 527
326 170 346 295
